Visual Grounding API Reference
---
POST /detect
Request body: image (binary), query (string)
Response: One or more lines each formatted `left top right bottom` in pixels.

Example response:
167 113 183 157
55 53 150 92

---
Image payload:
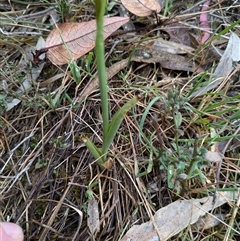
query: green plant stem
163 0 173 16
95 0 109 151
85 0 137 167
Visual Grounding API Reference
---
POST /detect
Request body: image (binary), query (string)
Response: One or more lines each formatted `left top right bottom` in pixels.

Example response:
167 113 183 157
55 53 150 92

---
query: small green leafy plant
136 90 208 192
161 91 209 192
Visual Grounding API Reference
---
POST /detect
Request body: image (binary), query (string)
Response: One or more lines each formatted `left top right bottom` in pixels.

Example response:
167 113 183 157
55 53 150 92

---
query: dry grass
0 0 240 240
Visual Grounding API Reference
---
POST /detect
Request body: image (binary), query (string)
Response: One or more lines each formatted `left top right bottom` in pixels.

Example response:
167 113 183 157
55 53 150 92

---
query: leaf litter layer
0 0 240 241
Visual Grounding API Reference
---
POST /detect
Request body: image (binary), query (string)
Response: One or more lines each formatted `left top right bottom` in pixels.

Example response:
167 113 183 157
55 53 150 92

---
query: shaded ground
0 0 240 240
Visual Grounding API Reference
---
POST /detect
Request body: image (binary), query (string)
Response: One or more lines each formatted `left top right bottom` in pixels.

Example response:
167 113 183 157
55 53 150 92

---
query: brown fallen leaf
121 0 161 17
148 38 195 54
133 49 203 72
43 17 129 65
162 23 194 47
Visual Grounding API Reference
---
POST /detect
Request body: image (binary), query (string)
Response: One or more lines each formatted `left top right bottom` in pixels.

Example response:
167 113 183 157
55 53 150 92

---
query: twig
16 6 55 20
180 0 208 14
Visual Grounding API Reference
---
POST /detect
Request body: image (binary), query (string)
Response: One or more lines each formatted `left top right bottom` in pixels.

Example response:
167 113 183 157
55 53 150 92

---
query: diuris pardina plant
83 0 138 168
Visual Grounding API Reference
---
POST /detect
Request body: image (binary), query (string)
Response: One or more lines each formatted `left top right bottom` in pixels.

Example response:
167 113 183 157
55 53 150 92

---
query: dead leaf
121 0 161 17
87 198 100 234
190 32 240 98
205 150 223 163
149 38 195 54
121 190 239 241
45 17 129 65
214 32 240 77
119 4 135 31
133 49 203 73
76 58 129 103
101 157 114 170
191 213 225 231
162 23 193 47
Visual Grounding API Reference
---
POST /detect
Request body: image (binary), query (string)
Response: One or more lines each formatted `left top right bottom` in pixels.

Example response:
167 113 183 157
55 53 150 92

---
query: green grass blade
102 96 138 153
69 61 81 84
82 135 104 165
139 96 161 132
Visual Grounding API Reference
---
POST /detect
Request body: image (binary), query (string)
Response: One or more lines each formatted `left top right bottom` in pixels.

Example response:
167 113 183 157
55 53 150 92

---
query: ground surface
0 0 240 241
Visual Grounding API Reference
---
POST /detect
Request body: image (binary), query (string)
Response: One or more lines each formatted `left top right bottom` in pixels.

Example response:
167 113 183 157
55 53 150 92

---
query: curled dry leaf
121 0 161 17
45 17 129 65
